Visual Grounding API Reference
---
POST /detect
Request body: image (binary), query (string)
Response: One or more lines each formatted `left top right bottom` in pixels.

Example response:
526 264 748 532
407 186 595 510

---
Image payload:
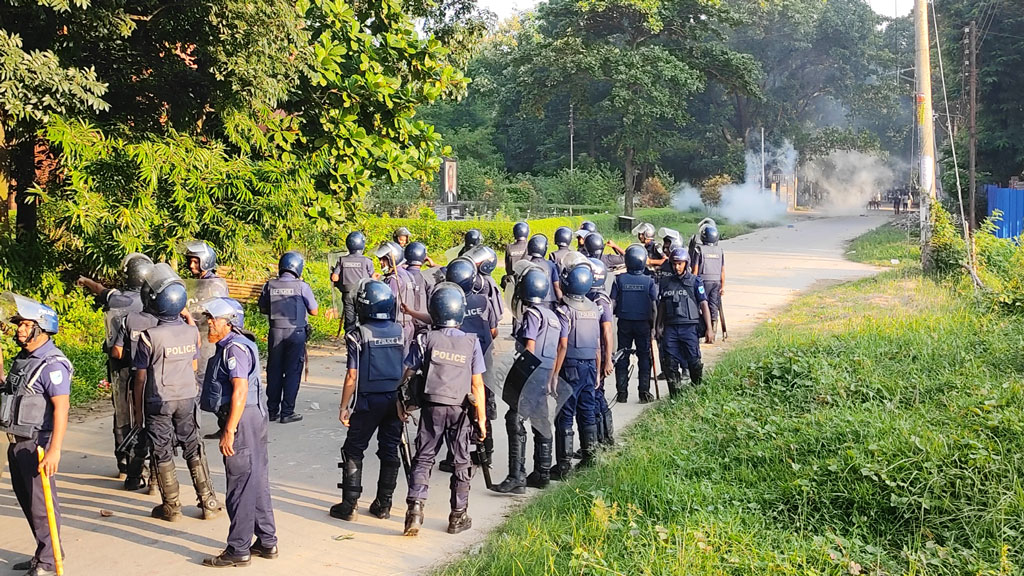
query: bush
638 176 670 208
701 174 732 208
928 203 967 277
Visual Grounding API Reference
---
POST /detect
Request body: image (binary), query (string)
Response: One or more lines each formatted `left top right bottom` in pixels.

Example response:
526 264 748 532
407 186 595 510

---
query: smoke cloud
671 182 704 212
802 150 898 216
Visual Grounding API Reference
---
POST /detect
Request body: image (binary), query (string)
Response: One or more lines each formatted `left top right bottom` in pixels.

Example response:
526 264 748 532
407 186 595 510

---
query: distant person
693 225 725 337
893 191 902 215
549 226 574 275
331 231 375 335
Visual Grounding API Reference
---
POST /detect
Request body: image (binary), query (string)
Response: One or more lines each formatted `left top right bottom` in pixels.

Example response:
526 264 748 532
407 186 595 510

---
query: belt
7 433 32 443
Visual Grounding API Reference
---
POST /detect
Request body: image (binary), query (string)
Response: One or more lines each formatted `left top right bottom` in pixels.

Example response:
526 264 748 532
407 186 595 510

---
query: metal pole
569 102 575 173
760 127 766 191
915 0 937 269
968 21 977 232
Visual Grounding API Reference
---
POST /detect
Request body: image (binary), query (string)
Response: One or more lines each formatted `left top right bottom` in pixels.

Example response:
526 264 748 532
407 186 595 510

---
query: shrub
639 177 670 208
928 203 967 277
701 174 732 208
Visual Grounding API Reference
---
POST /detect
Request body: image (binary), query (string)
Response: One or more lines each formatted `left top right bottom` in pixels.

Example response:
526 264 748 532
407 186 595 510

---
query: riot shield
327 251 345 320
508 260 542 326
420 266 447 294
443 243 463 265
184 276 231 389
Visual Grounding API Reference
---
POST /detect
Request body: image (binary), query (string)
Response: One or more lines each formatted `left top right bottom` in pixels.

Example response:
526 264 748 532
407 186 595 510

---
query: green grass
847 223 921 268
437 268 1023 575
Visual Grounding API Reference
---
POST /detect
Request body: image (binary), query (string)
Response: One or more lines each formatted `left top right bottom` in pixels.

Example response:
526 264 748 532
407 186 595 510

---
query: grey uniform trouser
224 408 277 556
9 434 63 572
408 404 474 510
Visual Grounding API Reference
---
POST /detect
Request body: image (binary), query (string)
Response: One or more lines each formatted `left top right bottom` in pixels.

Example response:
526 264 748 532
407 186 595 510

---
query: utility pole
968 21 978 232
569 102 575 173
915 0 937 269
760 127 766 191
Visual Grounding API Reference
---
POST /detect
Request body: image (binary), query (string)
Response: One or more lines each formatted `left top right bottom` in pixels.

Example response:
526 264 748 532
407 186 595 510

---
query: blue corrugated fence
987 185 1024 239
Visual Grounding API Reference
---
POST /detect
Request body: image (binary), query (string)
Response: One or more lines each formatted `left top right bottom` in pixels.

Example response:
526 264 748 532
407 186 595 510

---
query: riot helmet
184 240 217 273
374 241 405 273
670 248 691 264
527 234 548 258
512 221 530 241
560 263 594 298
701 225 720 245
583 232 605 257
560 251 589 272
519 268 551 305
0 292 60 335
279 251 305 278
553 226 572 248
151 282 188 317
463 229 482 249
587 258 607 292
445 258 478 292
123 254 155 290
200 297 245 329
356 279 396 322
393 227 411 246
631 222 655 242
429 282 466 328
346 231 367 254
143 263 186 315
405 242 427 267
624 244 648 273
463 245 498 276
580 221 597 233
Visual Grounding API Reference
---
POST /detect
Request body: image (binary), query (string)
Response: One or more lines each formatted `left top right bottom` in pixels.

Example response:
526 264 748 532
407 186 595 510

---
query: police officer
490 268 560 493
330 280 405 522
2 293 71 576
635 223 666 271
403 242 431 332
259 252 319 424
457 229 483 257
585 258 615 446
199 297 278 567
656 249 714 397
402 283 487 537
583 232 626 271
76 253 153 476
551 263 603 480
182 240 228 436
331 231 375 335
611 244 658 404
504 222 530 276
694 225 725 336
133 265 221 521
375 241 417 354
393 227 411 248
574 221 596 251
461 245 506 320
527 234 563 306
549 226 573 274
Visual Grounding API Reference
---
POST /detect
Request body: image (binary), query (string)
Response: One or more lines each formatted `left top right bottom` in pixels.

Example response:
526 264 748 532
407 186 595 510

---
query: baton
399 422 413 483
36 447 64 576
719 295 728 340
650 338 660 400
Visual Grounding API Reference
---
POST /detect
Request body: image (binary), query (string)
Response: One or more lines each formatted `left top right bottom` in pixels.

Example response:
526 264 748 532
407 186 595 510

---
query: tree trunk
623 147 635 217
12 139 38 239
0 119 9 224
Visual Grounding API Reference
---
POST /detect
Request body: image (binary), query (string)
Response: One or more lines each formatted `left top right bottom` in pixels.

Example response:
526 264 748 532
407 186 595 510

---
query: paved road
0 214 888 575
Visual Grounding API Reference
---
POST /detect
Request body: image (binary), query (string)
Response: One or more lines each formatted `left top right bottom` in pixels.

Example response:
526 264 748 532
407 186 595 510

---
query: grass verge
436 268 1023 575
846 223 920 268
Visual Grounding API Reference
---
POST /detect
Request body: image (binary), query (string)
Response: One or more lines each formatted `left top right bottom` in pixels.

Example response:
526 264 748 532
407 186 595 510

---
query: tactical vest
589 292 612 329
200 334 262 413
338 254 373 292
421 330 476 405
507 240 529 267
483 275 505 316
698 245 724 280
559 298 600 360
404 267 428 325
549 247 571 274
0 347 73 438
529 256 557 304
142 322 200 404
660 275 700 325
105 290 144 355
523 306 560 368
615 273 655 321
122 311 159 369
357 321 405 394
461 292 494 353
267 277 308 329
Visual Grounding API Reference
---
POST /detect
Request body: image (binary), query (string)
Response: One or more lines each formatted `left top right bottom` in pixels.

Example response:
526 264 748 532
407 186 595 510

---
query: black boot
368 461 399 519
330 455 363 521
526 435 552 488
689 363 704 387
124 455 148 491
187 450 222 519
550 429 574 481
403 500 424 536
578 424 599 468
113 425 129 475
638 390 655 403
148 453 159 495
151 460 182 522
601 409 615 446
491 418 527 494
447 508 473 534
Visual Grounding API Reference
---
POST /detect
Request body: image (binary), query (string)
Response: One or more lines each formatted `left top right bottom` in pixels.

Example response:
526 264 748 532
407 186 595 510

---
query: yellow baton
36 447 65 576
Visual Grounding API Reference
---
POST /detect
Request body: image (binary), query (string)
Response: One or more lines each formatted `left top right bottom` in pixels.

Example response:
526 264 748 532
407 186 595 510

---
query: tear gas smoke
802 150 898 216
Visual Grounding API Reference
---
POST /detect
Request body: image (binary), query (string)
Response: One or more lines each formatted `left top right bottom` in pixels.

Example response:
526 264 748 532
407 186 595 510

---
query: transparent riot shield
420 266 447 295
184 276 231 389
443 243 463 265
495 345 573 442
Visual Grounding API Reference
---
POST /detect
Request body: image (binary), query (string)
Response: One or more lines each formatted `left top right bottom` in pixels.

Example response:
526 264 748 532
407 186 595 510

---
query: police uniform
461 288 500 419
529 255 560 308
100 287 143 471
549 246 572 276
385 265 423 354
405 328 485 517
658 271 708 392
258 274 317 421
114 308 159 488
610 270 658 401
190 272 229 393
201 331 277 559
696 244 724 328
403 264 431 333
643 240 664 274
331 252 374 333
553 297 601 477
585 288 614 444
2 339 72 574
337 320 405 517
516 305 559 481
504 239 529 273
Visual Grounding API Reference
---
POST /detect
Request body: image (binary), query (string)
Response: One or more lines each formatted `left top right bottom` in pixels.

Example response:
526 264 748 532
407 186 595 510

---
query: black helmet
279 251 305 278
152 282 188 317
393 227 411 243
356 279 396 322
445 258 477 292
553 226 572 247
122 253 155 290
583 232 605 257
587 258 607 292
184 240 217 273
701 226 720 245
519 268 551 304
463 245 498 276
513 221 530 241
464 229 482 248
346 231 367 254
405 242 427 266
561 263 594 297
429 282 466 328
580 221 597 233
527 234 548 258
625 244 647 273
670 248 690 264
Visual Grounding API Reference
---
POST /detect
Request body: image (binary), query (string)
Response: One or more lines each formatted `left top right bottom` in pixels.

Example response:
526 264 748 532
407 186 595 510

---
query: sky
478 0 915 21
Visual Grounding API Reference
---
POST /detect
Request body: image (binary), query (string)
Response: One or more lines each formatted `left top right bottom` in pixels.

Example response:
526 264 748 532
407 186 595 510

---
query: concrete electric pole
915 0 937 269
